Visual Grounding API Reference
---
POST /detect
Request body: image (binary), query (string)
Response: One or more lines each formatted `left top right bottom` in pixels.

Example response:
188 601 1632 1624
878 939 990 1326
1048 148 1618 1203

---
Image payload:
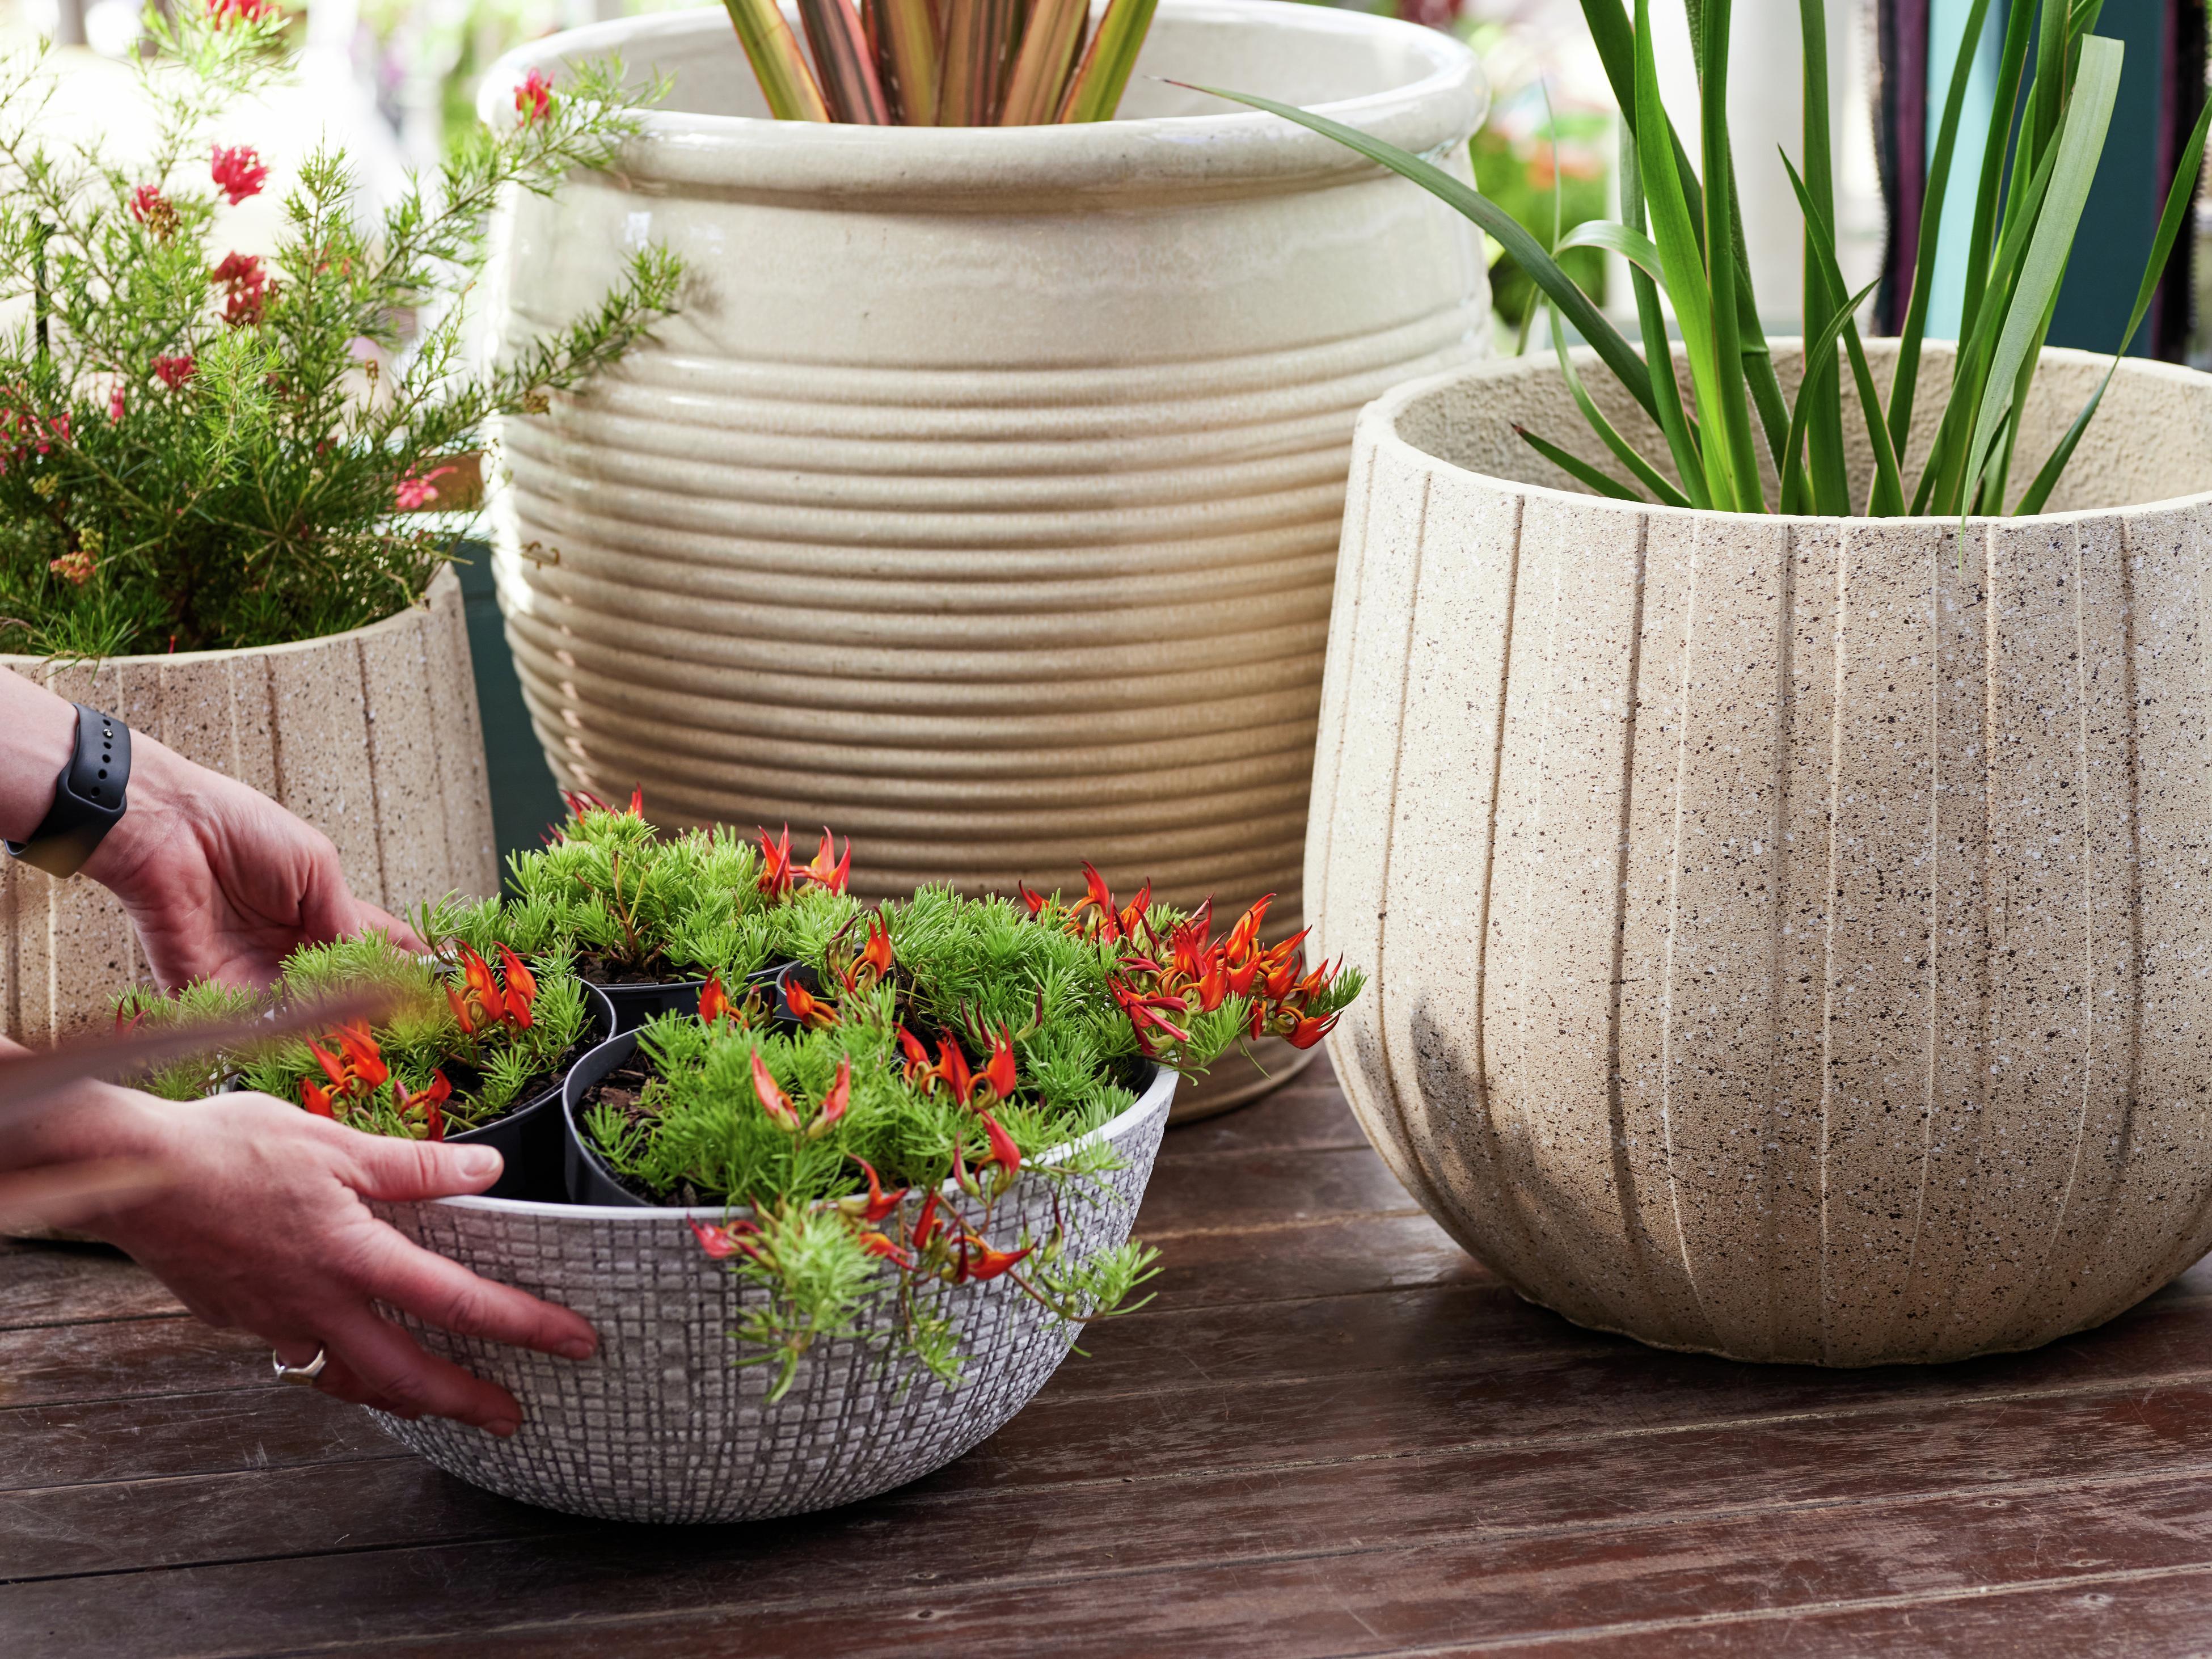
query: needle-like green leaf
1515 423 1647 501
1548 302 1693 508
1615 127 1708 507
1634 0 1739 509
1696 0 1762 510
1779 277 1881 514
1784 154 1906 515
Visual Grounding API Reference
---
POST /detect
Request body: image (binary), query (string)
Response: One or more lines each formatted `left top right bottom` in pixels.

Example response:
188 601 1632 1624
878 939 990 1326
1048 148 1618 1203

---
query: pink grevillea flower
108 385 126 424
210 251 273 327
208 0 274 30
514 69 554 125
392 466 455 511
209 145 268 206
48 551 95 586
154 354 196 390
129 184 166 222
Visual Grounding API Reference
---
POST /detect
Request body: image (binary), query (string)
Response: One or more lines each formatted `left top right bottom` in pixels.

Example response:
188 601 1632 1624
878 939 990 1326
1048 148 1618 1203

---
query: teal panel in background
454 541 566 869
2048 0 2169 357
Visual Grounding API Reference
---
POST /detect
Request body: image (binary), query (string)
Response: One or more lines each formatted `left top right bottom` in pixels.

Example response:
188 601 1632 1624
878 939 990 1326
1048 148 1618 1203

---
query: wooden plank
0 1243 181 1331
1141 1211 1488 1314
1152 1073 1369 1160
0 1387 387 1493
15 1413 2212 1656
1137 1143 1426 1236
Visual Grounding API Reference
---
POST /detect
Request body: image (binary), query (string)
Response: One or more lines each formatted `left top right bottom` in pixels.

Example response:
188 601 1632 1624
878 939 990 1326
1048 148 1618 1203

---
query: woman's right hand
65 1087 597 1433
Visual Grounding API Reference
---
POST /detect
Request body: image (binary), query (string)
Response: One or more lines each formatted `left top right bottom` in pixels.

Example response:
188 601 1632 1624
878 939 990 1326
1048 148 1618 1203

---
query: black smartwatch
7 704 130 878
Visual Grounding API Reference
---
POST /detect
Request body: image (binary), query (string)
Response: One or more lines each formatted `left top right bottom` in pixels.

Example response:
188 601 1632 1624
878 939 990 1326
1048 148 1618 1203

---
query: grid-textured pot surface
372 1070 1171 1522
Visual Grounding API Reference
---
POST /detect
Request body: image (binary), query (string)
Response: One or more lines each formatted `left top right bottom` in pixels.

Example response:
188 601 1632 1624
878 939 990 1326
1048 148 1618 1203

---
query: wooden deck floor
9 1054 2212 1655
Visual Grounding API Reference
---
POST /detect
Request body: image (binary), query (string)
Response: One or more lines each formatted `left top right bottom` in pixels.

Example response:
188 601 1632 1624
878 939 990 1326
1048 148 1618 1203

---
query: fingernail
486 1418 519 1438
558 1338 595 1361
459 1148 502 1181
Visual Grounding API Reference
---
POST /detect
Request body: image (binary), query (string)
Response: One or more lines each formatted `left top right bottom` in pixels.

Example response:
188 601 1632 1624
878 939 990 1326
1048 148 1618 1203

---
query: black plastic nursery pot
559 965 817 1205
590 976 710 1031
449 981 616 1201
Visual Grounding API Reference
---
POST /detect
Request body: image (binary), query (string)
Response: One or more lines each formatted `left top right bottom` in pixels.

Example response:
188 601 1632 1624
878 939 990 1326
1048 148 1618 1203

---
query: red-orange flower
757 825 796 898
838 1155 907 1223
302 1021 387 1119
395 1070 451 1141
750 1051 800 1132
497 944 537 1029
977 1110 1021 1178
799 828 850 894
979 1027 1016 1103
699 973 733 1026
783 977 839 1029
446 945 503 1037
807 1057 852 1141
858 1230 914 1269
955 1232 1032 1283
1284 1011 1340 1050
688 1215 761 1261
840 915 894 991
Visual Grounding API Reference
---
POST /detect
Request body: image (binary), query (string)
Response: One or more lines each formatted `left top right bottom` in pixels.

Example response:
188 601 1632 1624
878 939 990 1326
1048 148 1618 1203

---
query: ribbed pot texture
373 1065 1172 1522
0 567 498 1040
477 2 1487 1113
1315 342 2212 1366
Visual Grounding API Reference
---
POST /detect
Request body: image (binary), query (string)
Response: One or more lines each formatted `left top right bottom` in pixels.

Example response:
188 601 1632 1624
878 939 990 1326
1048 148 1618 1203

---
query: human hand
72 1087 594 1432
83 738 424 989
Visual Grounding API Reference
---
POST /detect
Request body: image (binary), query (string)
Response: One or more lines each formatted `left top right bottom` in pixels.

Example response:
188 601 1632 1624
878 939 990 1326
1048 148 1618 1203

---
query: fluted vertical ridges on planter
1312 343 2212 1366
0 567 499 1040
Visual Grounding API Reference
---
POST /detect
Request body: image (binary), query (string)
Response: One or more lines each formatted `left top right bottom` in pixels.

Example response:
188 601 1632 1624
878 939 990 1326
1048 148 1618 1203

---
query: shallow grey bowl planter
1316 340 2212 1367
371 1065 1172 1522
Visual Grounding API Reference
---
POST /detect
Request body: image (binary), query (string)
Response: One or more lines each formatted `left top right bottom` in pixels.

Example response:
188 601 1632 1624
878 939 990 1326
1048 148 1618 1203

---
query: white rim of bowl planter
453 1056 1179 1220
475 0 1488 196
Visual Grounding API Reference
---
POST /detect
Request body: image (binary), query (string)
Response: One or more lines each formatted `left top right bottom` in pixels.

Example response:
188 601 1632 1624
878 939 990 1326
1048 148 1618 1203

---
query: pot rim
476 0 1487 201
463 1043 1177 1219
1370 340 2212 528
0 563 461 672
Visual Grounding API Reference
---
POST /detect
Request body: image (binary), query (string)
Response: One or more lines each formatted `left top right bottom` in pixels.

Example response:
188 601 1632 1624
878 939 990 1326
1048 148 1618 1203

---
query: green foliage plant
0 0 681 657
420 792 864 989
579 847 1363 1399
1198 0 2212 520
120 930 594 1137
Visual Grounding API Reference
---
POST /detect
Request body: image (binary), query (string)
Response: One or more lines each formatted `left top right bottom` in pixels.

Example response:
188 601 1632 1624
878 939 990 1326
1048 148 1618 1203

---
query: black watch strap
7 704 130 879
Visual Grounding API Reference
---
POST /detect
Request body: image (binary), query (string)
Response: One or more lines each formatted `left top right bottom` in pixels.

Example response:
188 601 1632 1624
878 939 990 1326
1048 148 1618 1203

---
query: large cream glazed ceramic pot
478 0 1489 1117
1315 341 2212 1365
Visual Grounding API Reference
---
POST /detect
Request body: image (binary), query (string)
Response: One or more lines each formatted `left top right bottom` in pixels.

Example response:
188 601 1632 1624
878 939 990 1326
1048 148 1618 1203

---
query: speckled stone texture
0 567 499 1040
1315 341 2212 1366
477 2 1491 1122
370 1070 1171 1522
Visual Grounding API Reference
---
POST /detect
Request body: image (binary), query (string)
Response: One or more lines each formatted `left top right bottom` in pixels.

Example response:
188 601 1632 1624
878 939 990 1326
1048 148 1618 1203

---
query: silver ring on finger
272 1345 328 1386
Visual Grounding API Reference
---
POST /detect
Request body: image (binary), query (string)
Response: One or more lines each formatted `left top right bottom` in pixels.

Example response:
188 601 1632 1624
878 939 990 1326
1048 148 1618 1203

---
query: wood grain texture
6 1056 2212 1656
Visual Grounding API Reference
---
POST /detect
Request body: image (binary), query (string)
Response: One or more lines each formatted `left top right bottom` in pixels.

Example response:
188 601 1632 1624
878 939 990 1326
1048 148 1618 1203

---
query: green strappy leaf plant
1194 0 2212 520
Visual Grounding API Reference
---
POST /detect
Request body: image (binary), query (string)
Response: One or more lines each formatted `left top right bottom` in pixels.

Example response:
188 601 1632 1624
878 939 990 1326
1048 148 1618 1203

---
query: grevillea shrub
120 932 595 1139
0 0 679 657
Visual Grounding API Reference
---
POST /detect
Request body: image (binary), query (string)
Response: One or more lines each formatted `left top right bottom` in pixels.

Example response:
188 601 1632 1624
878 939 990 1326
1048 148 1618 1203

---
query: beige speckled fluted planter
0 567 499 1040
479 0 1489 1120
1316 340 2212 1365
